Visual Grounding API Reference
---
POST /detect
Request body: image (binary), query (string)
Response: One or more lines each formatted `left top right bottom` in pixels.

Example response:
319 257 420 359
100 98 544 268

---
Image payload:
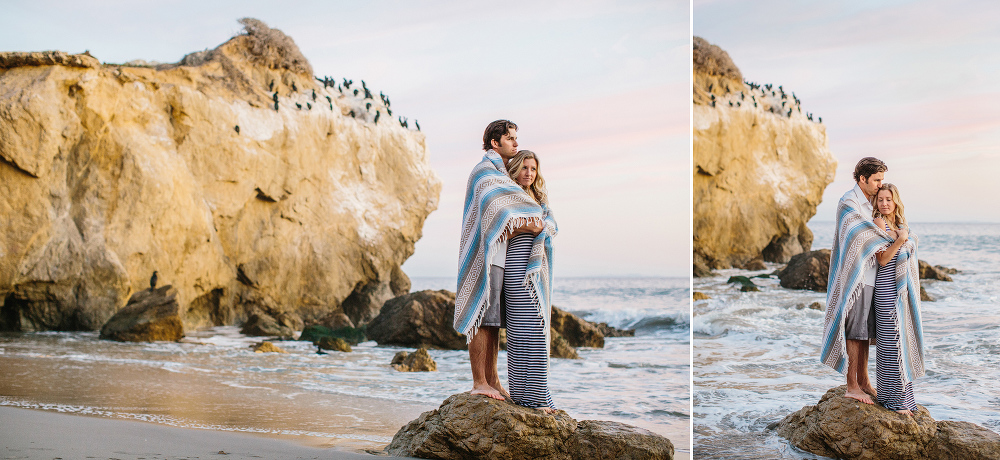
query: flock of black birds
263 75 419 130
705 80 822 124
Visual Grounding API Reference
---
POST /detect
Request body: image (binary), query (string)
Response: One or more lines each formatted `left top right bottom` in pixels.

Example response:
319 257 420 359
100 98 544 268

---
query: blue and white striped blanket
821 194 925 383
454 151 557 343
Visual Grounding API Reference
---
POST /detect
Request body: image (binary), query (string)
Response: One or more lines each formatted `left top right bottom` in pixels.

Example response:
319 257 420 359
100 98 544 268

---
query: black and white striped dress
875 223 918 411
504 232 556 410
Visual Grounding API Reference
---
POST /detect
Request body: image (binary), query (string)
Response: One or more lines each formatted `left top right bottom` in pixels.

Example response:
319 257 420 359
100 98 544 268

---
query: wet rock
728 275 759 292
919 260 953 281
550 329 580 359
809 301 823 311
99 286 184 342
741 258 767 271
935 265 959 275
777 249 831 292
595 323 635 337
239 298 303 339
693 292 711 301
366 290 467 350
391 347 437 372
251 341 287 353
318 336 351 352
921 285 934 302
317 311 355 330
386 392 674 460
299 324 366 345
773 386 1000 459
551 306 604 348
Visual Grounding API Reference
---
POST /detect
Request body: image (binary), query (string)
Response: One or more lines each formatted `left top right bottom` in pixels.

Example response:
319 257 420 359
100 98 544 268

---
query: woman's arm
875 224 909 267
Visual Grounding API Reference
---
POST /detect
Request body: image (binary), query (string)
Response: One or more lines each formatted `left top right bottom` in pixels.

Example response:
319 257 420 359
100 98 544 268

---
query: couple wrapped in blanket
821 157 925 415
453 120 559 413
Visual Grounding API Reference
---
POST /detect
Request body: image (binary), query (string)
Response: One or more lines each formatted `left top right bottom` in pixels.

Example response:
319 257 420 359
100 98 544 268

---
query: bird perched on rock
366 102 371 111
353 89 359 96
312 89 316 101
386 107 392 116
307 102 312 110
291 82 298 92
269 80 274 91
415 120 420 131
272 91 278 102
150 271 158 289
296 102 302 110
274 101 279 111
818 117 822 123
234 125 239 134
374 111 380 124
337 85 343 94
343 78 352 89
349 110 355 118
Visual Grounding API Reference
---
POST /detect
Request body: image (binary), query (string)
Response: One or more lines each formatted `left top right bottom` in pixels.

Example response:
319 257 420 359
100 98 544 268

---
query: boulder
740 258 767 271
693 292 710 301
366 290 467 350
386 393 674 460
772 386 1000 459
239 293 304 339
693 37 836 271
551 306 604 348
299 324 367 345
251 341 287 353
0 18 440 333
919 260 953 281
391 347 437 372
318 336 351 353
777 249 831 291
550 329 580 359
99 286 184 342
595 323 635 338
920 285 934 302
727 275 760 292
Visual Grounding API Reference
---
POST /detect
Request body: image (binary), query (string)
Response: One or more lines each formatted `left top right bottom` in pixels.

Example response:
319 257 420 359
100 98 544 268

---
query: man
821 157 888 405
454 120 543 401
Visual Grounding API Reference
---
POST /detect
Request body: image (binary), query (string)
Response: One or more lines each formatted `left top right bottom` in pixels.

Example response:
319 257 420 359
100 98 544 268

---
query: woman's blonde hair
506 150 547 205
872 183 906 230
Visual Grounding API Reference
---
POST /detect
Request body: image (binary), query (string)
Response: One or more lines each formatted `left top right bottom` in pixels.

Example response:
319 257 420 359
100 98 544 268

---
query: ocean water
693 222 1000 458
0 276 690 452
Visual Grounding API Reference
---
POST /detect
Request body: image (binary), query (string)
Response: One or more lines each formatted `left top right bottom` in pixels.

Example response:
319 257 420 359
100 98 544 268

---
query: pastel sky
695 0 1000 224
1 0 691 278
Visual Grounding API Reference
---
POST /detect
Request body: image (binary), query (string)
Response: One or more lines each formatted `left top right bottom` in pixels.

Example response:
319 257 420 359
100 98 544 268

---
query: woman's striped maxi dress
875 223 918 411
504 232 556 410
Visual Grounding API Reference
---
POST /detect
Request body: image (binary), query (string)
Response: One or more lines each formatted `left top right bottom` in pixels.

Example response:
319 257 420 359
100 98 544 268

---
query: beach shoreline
0 405 413 459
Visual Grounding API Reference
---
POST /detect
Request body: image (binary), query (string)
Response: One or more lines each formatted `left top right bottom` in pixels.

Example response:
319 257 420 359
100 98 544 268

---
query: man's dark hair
853 157 887 182
483 119 517 151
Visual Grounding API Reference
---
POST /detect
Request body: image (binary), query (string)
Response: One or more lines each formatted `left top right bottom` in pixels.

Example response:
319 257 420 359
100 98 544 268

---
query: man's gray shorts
480 265 505 328
844 285 875 341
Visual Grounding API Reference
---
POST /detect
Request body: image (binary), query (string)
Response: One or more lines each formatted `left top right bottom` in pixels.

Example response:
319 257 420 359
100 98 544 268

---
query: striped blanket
821 194 925 383
454 150 557 343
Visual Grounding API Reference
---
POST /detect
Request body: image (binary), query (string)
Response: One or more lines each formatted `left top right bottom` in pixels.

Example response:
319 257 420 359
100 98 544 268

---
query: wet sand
0 406 415 459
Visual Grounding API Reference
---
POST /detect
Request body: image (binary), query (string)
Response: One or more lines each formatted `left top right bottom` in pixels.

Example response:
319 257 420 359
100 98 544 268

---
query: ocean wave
579 309 689 331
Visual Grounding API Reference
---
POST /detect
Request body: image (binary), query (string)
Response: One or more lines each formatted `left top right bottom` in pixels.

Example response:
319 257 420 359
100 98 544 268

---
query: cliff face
0 21 440 331
693 37 836 273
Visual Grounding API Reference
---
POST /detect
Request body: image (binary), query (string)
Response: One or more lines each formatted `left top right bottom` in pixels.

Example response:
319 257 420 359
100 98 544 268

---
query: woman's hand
513 218 544 235
897 226 909 241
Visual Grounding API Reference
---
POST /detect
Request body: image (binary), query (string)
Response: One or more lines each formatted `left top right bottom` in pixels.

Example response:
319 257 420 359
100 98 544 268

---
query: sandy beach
0 406 415 460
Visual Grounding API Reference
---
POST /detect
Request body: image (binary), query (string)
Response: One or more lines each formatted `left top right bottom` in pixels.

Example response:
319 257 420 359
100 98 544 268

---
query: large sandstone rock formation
693 37 837 274
386 393 674 460
772 386 1000 460
0 19 439 332
99 285 183 342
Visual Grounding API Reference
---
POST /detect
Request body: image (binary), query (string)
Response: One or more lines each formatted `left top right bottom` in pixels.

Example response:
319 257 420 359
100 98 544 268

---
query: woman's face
876 189 895 216
516 158 537 188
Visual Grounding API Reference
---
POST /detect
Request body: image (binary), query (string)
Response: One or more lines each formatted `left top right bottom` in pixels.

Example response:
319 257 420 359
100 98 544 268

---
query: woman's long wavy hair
872 183 906 230
506 150 547 205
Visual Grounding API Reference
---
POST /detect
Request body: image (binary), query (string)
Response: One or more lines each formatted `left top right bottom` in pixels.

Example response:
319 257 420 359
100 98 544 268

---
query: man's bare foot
895 409 913 416
844 389 874 405
470 383 504 401
536 407 556 414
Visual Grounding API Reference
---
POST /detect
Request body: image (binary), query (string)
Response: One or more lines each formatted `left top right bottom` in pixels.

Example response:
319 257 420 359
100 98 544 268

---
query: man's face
859 171 884 199
492 128 518 159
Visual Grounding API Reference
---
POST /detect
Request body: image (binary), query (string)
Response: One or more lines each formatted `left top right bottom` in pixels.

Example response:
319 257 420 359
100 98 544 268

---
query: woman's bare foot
844 389 874 405
536 407 556 414
895 409 913 416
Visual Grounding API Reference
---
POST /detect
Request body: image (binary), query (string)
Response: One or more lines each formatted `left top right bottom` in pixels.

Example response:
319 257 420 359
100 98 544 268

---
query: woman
872 183 918 415
503 150 556 413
